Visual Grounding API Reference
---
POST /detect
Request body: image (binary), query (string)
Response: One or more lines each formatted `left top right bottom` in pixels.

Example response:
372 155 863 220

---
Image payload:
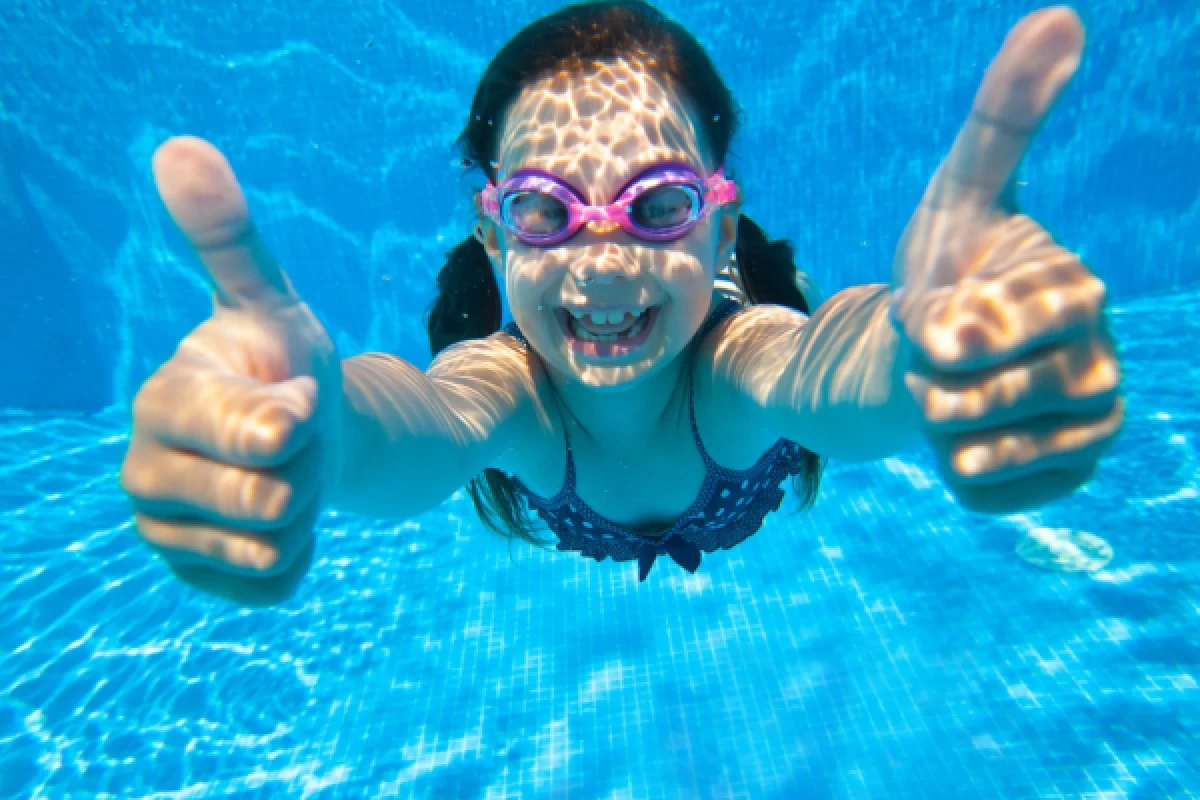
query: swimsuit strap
502 319 579 495
504 299 742 495
687 298 743 469
560 413 578 493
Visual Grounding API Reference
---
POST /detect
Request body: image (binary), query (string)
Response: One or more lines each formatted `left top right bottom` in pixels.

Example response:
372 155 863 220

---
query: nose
572 257 636 287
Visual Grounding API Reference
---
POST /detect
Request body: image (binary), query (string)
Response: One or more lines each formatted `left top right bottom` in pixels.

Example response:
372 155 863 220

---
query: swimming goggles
480 164 738 247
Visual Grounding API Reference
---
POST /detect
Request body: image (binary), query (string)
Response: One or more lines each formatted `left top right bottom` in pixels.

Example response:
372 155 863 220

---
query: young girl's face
480 56 738 391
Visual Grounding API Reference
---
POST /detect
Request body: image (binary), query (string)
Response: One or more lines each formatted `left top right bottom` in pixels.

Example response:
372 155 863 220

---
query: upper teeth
567 308 640 325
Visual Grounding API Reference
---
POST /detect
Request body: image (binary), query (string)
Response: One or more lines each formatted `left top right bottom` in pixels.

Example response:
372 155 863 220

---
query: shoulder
427 330 562 478
692 301 811 388
427 327 534 378
701 302 810 349
690 302 811 467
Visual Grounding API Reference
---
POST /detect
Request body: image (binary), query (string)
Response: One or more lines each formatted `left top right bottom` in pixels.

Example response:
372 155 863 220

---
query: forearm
786 284 923 461
327 353 483 519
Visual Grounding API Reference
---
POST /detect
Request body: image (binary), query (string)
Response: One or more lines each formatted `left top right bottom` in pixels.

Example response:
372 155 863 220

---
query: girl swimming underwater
121 1 1123 605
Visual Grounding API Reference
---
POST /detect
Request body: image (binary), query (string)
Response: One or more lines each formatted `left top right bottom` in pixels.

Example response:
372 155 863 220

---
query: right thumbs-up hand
120 137 343 606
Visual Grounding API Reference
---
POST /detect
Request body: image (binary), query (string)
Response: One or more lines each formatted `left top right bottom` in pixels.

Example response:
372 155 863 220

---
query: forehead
496 56 711 202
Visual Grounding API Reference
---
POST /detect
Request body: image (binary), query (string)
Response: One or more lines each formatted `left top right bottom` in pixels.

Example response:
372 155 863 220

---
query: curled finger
901 254 1107 372
133 496 319 577
928 395 1124 486
908 332 1121 434
121 435 325 531
168 537 316 608
134 366 319 467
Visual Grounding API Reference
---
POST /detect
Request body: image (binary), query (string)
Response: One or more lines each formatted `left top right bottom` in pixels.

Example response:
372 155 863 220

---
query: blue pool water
1 0 1198 797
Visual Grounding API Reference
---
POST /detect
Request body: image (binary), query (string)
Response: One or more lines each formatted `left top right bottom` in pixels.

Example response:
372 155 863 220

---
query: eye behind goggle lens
504 191 569 235
631 184 701 230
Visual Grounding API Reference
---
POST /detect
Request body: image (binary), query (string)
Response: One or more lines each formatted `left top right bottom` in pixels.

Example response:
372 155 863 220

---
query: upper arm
693 302 813 458
424 331 554 477
695 286 919 462
334 332 553 518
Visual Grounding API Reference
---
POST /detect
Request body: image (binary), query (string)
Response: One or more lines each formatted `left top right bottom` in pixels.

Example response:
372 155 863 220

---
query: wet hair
427 0 826 546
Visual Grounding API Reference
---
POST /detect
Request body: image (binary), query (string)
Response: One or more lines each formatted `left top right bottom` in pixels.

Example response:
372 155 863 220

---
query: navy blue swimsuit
504 299 810 581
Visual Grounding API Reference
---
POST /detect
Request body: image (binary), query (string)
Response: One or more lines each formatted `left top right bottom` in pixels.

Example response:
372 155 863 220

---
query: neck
548 350 689 450
544 292 724 449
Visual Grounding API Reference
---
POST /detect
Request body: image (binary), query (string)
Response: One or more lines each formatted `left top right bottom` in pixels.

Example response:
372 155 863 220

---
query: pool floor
1 289 1198 799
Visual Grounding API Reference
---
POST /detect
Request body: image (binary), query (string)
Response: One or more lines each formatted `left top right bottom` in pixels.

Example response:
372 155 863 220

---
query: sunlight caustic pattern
481 54 735 391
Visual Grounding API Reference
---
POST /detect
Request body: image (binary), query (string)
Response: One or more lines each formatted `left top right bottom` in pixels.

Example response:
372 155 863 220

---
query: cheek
503 249 562 300
662 226 721 290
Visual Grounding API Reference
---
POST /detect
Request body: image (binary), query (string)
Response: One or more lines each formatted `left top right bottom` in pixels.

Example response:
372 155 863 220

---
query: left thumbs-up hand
889 7 1124 515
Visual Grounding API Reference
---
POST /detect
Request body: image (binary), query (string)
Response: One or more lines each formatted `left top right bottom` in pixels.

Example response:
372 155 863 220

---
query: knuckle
131 388 152 423
1086 274 1108 307
119 458 159 500
216 465 304 528
131 376 167 423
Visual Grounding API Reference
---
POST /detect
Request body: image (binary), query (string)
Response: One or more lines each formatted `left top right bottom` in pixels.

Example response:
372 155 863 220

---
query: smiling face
478 55 739 391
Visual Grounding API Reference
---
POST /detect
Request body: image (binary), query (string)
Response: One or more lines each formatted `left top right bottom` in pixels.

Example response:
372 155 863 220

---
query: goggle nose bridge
580 205 622 235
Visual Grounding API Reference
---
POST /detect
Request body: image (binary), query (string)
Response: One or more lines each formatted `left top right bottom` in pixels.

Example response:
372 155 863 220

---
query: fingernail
276 379 316 419
252 423 286 454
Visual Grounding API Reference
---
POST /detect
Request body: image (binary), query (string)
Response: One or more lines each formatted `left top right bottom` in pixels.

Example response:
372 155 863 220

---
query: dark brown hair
427 0 825 546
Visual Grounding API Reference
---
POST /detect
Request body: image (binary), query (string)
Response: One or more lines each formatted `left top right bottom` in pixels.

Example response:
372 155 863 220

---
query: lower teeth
572 311 648 343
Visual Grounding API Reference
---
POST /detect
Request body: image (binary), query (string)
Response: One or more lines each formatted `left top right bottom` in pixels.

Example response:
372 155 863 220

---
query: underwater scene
1 0 1198 797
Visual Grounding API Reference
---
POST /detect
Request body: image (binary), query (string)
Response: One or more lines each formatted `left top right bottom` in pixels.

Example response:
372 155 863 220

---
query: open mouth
554 305 661 359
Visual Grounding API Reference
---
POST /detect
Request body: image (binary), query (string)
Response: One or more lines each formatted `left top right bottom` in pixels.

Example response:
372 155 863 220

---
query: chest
570 422 705 534
516 382 777 536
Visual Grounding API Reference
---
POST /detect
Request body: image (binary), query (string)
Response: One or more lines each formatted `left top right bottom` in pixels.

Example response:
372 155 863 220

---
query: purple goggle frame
480 164 738 246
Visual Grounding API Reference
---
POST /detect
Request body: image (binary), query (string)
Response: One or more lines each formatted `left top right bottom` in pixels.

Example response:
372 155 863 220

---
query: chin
560 348 673 392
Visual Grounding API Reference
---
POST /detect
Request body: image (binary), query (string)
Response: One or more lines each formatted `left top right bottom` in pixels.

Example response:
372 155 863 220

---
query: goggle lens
502 181 702 239
482 166 735 246
503 191 569 236
628 184 701 232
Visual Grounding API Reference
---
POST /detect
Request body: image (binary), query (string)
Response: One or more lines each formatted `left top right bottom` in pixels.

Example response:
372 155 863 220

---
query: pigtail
734 214 820 313
425 235 549 549
427 235 504 356
733 213 827 510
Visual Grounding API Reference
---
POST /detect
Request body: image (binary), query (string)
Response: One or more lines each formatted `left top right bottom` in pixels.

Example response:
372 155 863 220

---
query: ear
476 220 503 273
473 191 504 272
